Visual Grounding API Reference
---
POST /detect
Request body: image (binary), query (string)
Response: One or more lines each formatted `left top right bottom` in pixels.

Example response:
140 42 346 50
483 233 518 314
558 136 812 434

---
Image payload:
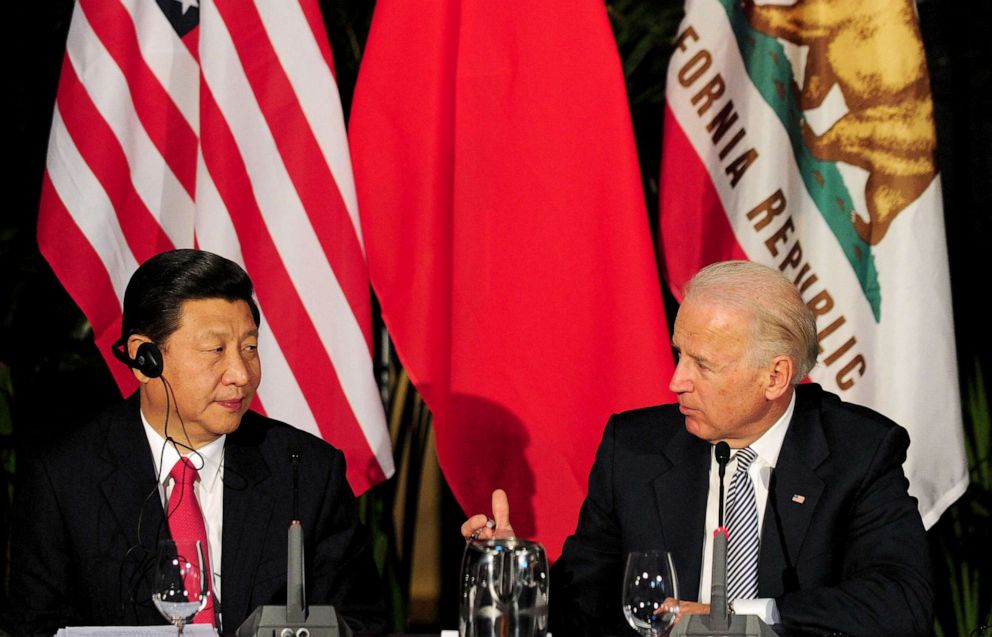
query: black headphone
111 337 164 379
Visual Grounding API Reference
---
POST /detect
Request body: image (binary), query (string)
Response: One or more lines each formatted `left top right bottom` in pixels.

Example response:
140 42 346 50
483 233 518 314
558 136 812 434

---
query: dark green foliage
933 360 992 637
607 0 684 229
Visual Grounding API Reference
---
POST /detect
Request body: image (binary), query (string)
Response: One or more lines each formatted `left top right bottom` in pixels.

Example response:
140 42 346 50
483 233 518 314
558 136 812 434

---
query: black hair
120 249 261 344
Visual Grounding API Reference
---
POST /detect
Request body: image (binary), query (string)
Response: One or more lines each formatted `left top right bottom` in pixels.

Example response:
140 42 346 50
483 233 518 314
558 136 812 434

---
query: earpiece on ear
134 342 164 379
112 337 164 379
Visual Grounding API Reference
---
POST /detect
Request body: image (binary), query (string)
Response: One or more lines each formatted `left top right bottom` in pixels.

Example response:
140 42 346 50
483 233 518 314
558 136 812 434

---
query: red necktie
167 457 215 625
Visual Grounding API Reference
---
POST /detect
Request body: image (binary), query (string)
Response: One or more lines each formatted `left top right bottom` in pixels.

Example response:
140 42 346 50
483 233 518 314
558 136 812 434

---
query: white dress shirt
696 392 796 623
142 410 226 602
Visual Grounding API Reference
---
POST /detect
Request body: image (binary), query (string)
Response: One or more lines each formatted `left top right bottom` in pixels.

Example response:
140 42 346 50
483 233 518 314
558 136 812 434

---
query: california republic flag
658 0 968 526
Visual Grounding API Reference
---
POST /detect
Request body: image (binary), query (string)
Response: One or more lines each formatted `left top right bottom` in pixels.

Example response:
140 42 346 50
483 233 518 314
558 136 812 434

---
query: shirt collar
744 391 796 468
141 409 226 491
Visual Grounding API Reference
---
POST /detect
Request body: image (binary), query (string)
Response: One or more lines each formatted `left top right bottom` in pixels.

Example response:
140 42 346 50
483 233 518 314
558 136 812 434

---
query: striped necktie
726 447 759 600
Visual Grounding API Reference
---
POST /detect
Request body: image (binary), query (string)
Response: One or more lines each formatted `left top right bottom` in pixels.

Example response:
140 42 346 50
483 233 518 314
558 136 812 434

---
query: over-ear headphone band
111 336 164 379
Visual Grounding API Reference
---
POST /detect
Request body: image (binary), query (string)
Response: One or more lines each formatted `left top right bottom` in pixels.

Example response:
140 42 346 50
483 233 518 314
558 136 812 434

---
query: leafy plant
933 359 992 637
358 361 435 631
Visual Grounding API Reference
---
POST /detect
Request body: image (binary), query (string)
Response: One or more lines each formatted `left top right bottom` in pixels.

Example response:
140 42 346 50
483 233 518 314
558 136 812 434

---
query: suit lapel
652 427 710 600
759 387 827 597
221 419 274 628
98 396 168 620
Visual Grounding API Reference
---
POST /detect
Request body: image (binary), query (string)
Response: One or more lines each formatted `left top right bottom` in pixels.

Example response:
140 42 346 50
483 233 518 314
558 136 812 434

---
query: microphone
671 443 775 637
237 445 353 637
291 443 302 523
288 444 304 625
715 442 730 528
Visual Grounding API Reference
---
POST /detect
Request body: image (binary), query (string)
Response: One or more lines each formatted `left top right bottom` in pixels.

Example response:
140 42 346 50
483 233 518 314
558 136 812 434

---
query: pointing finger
492 488 513 531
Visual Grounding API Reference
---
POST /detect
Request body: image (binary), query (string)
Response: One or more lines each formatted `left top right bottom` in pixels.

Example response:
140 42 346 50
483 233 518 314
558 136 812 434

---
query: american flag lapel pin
791 494 806 504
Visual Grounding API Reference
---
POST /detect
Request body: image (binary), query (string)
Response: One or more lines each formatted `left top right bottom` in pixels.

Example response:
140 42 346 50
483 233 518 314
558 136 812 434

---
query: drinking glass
153 539 208 635
622 550 679 636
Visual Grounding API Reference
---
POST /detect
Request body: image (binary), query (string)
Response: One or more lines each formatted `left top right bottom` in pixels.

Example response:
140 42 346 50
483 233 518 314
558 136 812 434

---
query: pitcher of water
459 538 550 637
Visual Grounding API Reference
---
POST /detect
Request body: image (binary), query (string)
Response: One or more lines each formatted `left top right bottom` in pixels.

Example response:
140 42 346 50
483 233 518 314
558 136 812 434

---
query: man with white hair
464 260 932 636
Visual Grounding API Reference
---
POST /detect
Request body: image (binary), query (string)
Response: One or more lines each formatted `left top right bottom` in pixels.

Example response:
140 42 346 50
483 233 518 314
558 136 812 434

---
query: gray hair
683 260 818 381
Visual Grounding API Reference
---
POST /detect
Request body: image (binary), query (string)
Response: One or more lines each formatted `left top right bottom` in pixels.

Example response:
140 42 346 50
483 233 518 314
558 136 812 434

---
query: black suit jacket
3 396 386 636
549 384 933 637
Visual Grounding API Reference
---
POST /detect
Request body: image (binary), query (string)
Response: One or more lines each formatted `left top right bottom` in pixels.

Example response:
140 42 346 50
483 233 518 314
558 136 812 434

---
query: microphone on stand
672 442 775 637
237 445 352 637
716 441 730 529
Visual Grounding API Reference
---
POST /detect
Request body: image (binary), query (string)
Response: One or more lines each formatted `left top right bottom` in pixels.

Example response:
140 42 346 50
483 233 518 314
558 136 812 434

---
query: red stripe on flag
213 0 373 350
179 26 199 62
198 85 384 489
55 59 175 263
38 174 138 395
658 104 747 300
299 0 338 78
78 0 198 197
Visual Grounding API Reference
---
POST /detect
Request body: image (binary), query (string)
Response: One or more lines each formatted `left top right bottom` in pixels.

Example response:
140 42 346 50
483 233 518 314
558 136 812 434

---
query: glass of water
622 550 679 636
153 539 208 635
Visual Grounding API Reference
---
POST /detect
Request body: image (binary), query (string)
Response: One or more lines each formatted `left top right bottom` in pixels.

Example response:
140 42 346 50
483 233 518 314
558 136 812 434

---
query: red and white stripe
38 0 393 493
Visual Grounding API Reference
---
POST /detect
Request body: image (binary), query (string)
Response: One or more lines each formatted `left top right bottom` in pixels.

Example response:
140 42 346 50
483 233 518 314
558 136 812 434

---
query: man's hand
656 599 710 625
676 601 711 616
460 489 514 540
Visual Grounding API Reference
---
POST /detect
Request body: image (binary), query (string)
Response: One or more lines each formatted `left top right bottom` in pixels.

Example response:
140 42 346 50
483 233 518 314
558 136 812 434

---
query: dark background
5 0 991 633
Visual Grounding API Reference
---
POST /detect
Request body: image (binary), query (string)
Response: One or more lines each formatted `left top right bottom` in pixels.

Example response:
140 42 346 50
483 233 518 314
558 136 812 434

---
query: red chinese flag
350 0 675 557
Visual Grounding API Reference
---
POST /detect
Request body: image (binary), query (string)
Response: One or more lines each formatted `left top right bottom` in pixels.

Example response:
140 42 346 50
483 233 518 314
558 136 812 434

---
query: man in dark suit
4 250 386 635
464 260 932 636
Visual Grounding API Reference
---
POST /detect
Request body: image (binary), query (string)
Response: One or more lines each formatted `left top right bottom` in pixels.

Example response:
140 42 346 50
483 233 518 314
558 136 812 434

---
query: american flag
37 0 393 493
